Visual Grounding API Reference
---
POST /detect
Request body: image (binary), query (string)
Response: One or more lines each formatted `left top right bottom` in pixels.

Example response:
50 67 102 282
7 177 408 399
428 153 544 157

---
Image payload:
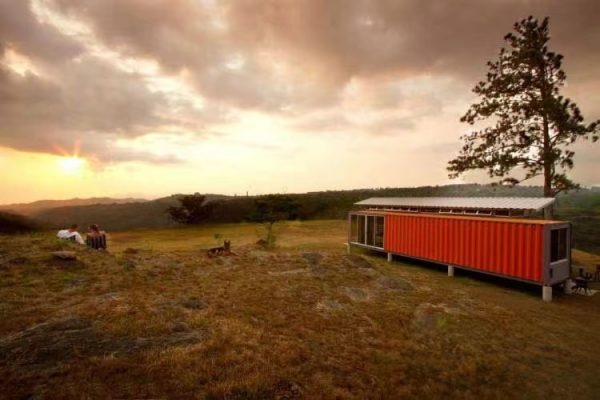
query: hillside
0 221 598 399
31 194 230 231
5 184 599 253
33 196 182 231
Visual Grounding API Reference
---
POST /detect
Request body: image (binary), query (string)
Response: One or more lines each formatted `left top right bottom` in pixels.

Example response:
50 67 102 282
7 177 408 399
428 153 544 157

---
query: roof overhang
354 197 555 212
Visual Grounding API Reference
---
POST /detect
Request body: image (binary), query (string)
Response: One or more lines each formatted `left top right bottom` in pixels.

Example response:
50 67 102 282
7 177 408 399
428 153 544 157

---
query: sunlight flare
59 156 85 173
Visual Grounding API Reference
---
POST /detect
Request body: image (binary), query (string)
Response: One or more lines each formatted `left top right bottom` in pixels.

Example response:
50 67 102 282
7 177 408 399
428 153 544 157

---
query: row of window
350 215 384 248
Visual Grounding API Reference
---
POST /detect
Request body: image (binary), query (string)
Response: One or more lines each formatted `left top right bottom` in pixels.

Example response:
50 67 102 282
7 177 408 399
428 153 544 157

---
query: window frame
549 227 568 264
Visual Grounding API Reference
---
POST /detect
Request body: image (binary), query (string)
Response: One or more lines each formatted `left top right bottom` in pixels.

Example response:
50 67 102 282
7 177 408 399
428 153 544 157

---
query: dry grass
0 220 599 399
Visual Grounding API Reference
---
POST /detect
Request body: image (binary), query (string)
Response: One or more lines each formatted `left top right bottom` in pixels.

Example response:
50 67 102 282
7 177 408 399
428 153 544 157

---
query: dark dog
207 240 231 257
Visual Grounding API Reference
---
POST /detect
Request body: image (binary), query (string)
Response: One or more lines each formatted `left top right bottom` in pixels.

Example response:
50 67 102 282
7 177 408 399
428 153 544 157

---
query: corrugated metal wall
384 214 544 283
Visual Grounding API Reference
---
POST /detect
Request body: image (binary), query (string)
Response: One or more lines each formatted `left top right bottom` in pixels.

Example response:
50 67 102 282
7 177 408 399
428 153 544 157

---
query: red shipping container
348 212 571 296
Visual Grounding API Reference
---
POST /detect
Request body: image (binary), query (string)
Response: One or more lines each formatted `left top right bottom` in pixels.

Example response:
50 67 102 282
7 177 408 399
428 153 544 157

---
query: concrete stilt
346 243 350 254
542 286 553 302
387 253 392 263
448 265 455 277
564 279 573 295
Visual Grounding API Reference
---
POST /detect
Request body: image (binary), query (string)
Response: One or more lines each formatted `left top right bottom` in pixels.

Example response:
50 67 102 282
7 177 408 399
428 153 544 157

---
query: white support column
448 265 455 277
387 253 392 263
564 279 573 295
542 286 553 302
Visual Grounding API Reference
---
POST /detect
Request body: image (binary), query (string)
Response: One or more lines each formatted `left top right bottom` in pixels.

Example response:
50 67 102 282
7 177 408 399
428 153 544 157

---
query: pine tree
448 16 598 217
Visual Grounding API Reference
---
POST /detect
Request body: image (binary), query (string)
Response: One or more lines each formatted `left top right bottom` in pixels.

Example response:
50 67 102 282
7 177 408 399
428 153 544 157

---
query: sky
0 0 599 204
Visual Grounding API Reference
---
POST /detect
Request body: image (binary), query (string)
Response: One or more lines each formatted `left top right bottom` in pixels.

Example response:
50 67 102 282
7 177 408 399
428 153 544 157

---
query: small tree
448 16 598 218
250 195 299 248
168 193 215 224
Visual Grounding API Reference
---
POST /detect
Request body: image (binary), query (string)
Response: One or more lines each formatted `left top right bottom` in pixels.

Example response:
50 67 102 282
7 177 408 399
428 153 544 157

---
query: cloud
0 56 185 163
0 0 599 168
0 0 222 163
47 0 600 113
0 0 83 63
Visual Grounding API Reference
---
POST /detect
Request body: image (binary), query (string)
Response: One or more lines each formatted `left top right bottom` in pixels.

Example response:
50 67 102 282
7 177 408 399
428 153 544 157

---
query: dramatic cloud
0 0 598 177
0 0 218 163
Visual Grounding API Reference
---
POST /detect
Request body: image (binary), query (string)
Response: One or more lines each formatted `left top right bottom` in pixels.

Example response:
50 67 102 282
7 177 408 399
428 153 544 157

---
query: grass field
1 220 599 399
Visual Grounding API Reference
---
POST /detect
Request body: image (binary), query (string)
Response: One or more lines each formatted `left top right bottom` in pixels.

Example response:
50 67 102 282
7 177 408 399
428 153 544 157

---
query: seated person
87 224 105 237
56 224 85 244
86 224 107 249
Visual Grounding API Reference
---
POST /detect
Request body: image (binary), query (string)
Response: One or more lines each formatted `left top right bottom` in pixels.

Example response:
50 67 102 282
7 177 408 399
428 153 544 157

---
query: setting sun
59 156 85 173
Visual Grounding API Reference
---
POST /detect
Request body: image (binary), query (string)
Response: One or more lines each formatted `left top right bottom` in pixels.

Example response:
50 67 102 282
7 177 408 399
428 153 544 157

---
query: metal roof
354 197 555 211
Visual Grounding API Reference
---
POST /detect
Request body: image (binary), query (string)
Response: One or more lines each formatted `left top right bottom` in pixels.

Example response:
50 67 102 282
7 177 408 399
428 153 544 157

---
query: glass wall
350 214 384 249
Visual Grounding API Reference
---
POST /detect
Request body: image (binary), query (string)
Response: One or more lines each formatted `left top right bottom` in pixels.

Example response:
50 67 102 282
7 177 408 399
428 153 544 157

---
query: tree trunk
542 114 554 219
543 204 553 220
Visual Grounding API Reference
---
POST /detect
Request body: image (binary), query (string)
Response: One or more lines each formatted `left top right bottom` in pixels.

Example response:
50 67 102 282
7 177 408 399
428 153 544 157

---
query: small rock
52 251 77 260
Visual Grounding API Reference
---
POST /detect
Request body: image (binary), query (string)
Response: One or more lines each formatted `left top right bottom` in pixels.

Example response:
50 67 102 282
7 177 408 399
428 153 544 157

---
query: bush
0 212 39 234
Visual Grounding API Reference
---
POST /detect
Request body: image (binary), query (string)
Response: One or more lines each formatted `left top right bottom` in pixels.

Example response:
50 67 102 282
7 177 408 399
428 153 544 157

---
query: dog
207 240 231 257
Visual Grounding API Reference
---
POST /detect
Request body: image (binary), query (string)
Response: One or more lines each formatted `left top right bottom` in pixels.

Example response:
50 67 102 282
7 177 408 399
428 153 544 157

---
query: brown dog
207 240 231 257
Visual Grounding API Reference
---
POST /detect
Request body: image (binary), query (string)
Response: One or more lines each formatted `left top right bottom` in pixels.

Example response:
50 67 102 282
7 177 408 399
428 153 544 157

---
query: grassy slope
0 221 599 399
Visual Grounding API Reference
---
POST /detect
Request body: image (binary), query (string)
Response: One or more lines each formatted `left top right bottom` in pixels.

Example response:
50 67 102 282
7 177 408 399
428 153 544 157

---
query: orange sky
0 0 598 204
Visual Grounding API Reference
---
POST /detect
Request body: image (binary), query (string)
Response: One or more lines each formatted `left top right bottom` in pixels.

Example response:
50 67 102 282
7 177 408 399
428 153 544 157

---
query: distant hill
3 184 598 253
0 197 146 216
30 194 229 231
32 196 180 231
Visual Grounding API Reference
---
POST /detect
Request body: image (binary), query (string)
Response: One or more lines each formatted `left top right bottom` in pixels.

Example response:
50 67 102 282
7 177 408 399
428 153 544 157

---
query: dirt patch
315 299 347 313
44 255 86 270
8 256 29 265
302 252 323 266
269 268 308 276
340 286 371 302
225 380 302 400
411 303 461 333
376 276 414 292
181 297 208 310
52 251 77 260
123 247 140 255
343 255 373 269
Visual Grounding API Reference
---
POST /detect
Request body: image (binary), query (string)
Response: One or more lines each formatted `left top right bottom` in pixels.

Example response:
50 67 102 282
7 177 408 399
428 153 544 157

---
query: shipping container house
348 197 571 301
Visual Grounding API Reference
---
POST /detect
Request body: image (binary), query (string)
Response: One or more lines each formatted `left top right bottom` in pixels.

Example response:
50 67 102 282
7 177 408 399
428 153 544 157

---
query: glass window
550 228 567 262
352 214 384 247
350 215 358 243
375 216 384 248
366 216 375 246
357 215 365 244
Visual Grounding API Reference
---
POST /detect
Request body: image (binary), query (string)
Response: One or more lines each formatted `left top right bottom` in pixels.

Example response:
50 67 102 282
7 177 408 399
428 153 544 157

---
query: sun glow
59 156 85 173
